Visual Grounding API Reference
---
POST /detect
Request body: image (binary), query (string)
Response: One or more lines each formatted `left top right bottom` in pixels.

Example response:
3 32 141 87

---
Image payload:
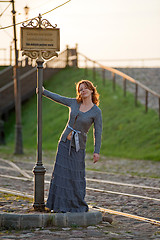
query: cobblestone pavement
0 154 160 239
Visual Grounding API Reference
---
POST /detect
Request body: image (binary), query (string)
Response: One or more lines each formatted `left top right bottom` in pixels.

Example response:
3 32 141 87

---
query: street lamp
21 14 60 210
24 5 29 20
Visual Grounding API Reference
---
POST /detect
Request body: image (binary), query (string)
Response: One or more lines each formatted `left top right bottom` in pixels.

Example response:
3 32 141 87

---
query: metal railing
78 52 160 119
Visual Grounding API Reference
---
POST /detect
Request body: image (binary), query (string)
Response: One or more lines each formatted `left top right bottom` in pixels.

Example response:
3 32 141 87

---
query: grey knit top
43 89 102 154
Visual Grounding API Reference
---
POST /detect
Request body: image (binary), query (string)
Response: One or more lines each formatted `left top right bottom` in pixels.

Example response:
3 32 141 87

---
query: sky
0 0 160 67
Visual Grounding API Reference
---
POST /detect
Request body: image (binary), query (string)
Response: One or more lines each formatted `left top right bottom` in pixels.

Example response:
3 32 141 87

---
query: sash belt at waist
68 125 86 155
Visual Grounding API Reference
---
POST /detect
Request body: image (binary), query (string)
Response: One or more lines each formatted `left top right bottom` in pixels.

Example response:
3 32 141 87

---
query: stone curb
0 211 102 229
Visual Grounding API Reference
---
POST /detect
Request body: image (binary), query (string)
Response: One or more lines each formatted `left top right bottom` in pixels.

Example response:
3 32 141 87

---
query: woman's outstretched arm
41 87 74 107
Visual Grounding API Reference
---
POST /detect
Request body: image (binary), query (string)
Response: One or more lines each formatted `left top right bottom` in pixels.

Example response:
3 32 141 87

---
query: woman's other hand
93 153 99 163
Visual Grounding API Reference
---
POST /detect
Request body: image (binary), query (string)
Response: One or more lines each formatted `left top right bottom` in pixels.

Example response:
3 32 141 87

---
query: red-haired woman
42 80 102 213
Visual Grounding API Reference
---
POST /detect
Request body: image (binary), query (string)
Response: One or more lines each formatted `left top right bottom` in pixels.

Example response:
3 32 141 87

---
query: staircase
0 47 78 118
0 47 78 144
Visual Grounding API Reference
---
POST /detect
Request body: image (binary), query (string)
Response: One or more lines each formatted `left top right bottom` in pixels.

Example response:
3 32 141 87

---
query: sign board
20 28 60 51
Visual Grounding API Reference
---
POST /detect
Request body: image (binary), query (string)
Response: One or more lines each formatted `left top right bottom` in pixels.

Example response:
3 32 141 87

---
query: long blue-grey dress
43 89 102 213
46 139 88 212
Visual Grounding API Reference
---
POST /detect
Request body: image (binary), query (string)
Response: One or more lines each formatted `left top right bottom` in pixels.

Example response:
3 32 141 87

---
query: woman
42 80 102 213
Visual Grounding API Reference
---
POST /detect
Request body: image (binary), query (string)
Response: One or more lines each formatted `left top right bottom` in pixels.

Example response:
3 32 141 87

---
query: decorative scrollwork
22 14 57 29
22 50 39 59
22 18 39 28
41 51 58 60
22 50 58 60
41 19 57 29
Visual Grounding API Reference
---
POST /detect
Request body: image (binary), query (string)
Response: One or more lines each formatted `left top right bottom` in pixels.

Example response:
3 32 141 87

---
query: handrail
78 52 160 119
78 52 160 98
98 64 160 98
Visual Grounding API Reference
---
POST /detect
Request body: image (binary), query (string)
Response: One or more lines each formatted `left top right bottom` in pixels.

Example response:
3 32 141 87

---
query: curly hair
76 80 100 106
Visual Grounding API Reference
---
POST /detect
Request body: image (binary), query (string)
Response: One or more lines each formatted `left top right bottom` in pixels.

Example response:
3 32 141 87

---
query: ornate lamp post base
33 164 46 210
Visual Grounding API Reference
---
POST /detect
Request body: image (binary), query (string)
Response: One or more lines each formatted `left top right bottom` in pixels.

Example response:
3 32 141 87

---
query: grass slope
0 66 8 71
3 67 160 161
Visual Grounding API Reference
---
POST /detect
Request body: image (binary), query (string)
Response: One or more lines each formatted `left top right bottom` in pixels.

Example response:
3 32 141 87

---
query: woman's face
79 83 93 100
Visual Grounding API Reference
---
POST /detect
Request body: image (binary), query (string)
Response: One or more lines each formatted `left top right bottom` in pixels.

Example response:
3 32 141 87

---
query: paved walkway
0 153 160 239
